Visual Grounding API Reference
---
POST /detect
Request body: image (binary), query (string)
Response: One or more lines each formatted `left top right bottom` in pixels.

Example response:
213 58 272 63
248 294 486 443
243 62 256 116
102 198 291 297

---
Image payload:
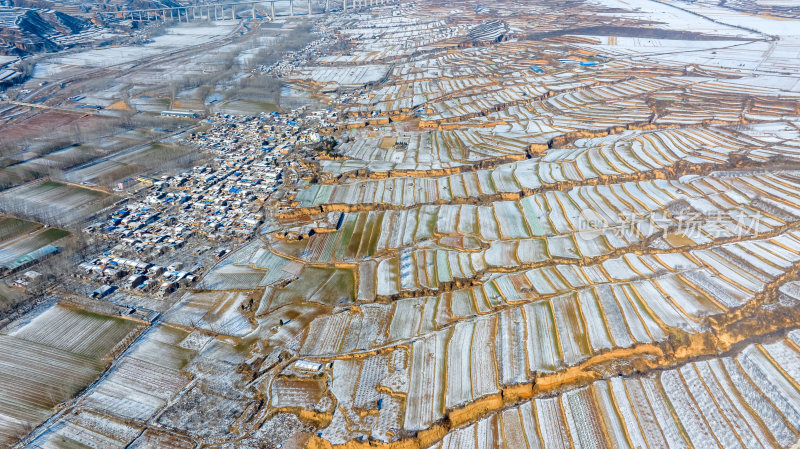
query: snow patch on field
43 24 235 70
587 0 759 38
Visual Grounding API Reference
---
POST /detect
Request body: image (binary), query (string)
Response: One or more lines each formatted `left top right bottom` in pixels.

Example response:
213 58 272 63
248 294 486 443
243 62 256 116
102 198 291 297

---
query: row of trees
168 21 318 110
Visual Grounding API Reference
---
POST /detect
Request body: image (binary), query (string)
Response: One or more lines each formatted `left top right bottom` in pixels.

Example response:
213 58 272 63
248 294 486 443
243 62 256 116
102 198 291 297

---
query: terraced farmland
255 0 800 446
9 0 800 447
429 332 800 449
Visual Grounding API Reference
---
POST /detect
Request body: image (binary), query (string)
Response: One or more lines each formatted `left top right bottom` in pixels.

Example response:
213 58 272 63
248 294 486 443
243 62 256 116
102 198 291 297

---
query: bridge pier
308 0 312 15
290 0 294 16
271 2 276 19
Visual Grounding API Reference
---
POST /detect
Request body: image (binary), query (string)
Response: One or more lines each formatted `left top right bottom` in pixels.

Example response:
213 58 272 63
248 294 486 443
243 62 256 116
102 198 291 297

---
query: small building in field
161 110 199 118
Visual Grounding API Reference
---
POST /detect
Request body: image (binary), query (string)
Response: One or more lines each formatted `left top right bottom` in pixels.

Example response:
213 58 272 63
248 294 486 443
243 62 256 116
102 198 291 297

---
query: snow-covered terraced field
260 0 800 445
14 0 800 447
427 333 800 449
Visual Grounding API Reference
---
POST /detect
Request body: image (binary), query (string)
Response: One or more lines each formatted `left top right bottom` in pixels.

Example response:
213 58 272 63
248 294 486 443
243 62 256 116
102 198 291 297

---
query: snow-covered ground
302 64 392 86
574 0 800 78
676 0 800 37
587 0 762 38
33 23 236 76
0 55 17 68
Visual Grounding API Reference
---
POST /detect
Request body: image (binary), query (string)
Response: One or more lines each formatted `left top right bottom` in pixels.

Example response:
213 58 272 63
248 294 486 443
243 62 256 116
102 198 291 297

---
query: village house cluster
78 256 196 298
75 108 334 298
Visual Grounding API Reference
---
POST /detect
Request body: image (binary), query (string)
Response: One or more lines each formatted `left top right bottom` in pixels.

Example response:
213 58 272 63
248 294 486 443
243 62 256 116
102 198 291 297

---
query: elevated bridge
98 0 396 23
